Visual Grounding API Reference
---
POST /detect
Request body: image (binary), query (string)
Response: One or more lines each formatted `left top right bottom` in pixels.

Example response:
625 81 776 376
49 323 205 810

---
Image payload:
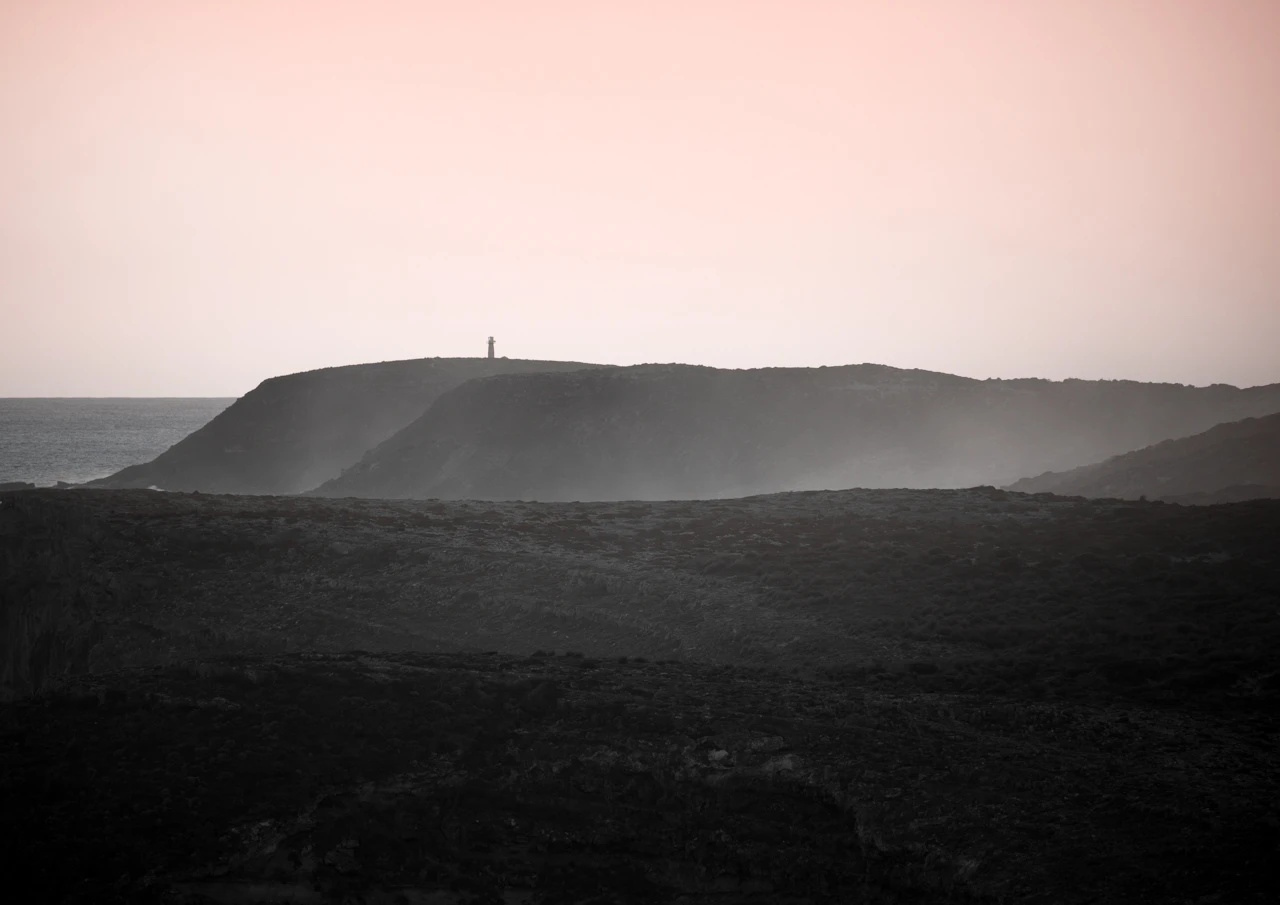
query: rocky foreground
6 650 1278 905
3 487 1279 902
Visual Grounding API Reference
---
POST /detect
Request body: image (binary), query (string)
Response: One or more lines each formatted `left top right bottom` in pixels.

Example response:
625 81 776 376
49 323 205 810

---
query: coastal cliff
87 357 600 495
312 363 1280 501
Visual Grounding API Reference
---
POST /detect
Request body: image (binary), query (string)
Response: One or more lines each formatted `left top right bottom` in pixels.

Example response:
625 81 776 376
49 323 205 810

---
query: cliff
311 363 1280 501
87 357 600 494
1006 412 1280 503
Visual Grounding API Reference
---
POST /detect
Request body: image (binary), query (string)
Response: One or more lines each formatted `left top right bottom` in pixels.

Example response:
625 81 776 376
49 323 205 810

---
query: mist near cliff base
309 364 1280 503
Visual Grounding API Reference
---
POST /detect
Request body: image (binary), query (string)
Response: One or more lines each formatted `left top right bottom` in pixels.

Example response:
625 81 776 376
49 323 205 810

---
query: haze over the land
310 364 1280 501
1007 412 1280 503
2 0 1278 396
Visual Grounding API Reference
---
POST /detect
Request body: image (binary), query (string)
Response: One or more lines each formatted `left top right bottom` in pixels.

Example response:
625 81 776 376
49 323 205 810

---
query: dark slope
87 357 600 494
1007 412 1280 503
7 487 1278 703
312 363 1280 501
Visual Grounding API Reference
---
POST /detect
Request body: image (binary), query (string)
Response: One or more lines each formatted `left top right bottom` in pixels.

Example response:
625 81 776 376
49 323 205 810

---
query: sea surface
0 398 234 487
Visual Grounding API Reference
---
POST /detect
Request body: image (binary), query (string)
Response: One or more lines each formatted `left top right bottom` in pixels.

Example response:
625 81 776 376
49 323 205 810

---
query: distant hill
1006 413 1280 503
310 363 1280 501
88 358 601 494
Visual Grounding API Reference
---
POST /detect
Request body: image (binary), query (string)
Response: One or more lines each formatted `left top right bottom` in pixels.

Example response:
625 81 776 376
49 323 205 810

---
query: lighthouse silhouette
487 336 495 359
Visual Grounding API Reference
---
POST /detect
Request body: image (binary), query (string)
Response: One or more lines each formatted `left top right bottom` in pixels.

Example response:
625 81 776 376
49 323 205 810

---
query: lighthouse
487 336 495 359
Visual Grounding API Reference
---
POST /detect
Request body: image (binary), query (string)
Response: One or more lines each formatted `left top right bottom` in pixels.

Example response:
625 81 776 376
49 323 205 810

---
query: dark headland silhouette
82 357 1280 500
312 363 1280 501
86 357 603 494
1007 411 1280 503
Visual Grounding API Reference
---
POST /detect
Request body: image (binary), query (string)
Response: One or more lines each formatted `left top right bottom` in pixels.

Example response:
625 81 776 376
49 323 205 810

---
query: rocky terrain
1007 412 1280 504
7 649 1277 905
312 364 1280 501
3 486 1279 901
86 358 601 495
6 485 1279 704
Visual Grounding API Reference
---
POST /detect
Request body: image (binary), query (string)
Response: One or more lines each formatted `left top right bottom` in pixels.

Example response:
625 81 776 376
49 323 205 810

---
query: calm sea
0 398 235 487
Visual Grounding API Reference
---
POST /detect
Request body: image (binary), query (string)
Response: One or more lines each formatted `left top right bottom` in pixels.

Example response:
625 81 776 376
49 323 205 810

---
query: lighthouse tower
487 336 495 359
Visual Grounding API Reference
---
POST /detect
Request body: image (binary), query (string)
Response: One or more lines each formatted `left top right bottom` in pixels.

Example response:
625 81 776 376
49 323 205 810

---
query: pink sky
2 0 1277 395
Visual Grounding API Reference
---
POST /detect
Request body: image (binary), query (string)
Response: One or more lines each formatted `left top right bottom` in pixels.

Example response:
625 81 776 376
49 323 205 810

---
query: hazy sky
2 1 1277 396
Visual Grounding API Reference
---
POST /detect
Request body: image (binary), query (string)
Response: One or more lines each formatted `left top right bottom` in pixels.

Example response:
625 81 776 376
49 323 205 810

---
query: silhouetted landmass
86 358 601 495
312 364 1280 500
1007 412 1280 503
3 487 1277 902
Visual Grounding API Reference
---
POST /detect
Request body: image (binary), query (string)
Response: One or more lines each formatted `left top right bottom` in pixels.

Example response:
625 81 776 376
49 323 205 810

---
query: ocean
0 398 235 487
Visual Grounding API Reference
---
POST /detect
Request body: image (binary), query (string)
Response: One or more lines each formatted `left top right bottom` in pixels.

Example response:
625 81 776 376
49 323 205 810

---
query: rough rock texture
86 358 601 495
0 492 111 700
1007 412 1280 503
3 488 1278 902
5 487 1279 709
311 364 1280 501
4 651 1277 904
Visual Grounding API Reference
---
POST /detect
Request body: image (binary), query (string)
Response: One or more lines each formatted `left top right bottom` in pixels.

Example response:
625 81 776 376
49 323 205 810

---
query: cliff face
1006 412 1280 503
88 358 600 495
311 363 1280 501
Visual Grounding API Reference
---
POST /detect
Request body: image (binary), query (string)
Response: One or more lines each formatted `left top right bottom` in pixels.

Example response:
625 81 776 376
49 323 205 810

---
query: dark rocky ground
3 487 1279 902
